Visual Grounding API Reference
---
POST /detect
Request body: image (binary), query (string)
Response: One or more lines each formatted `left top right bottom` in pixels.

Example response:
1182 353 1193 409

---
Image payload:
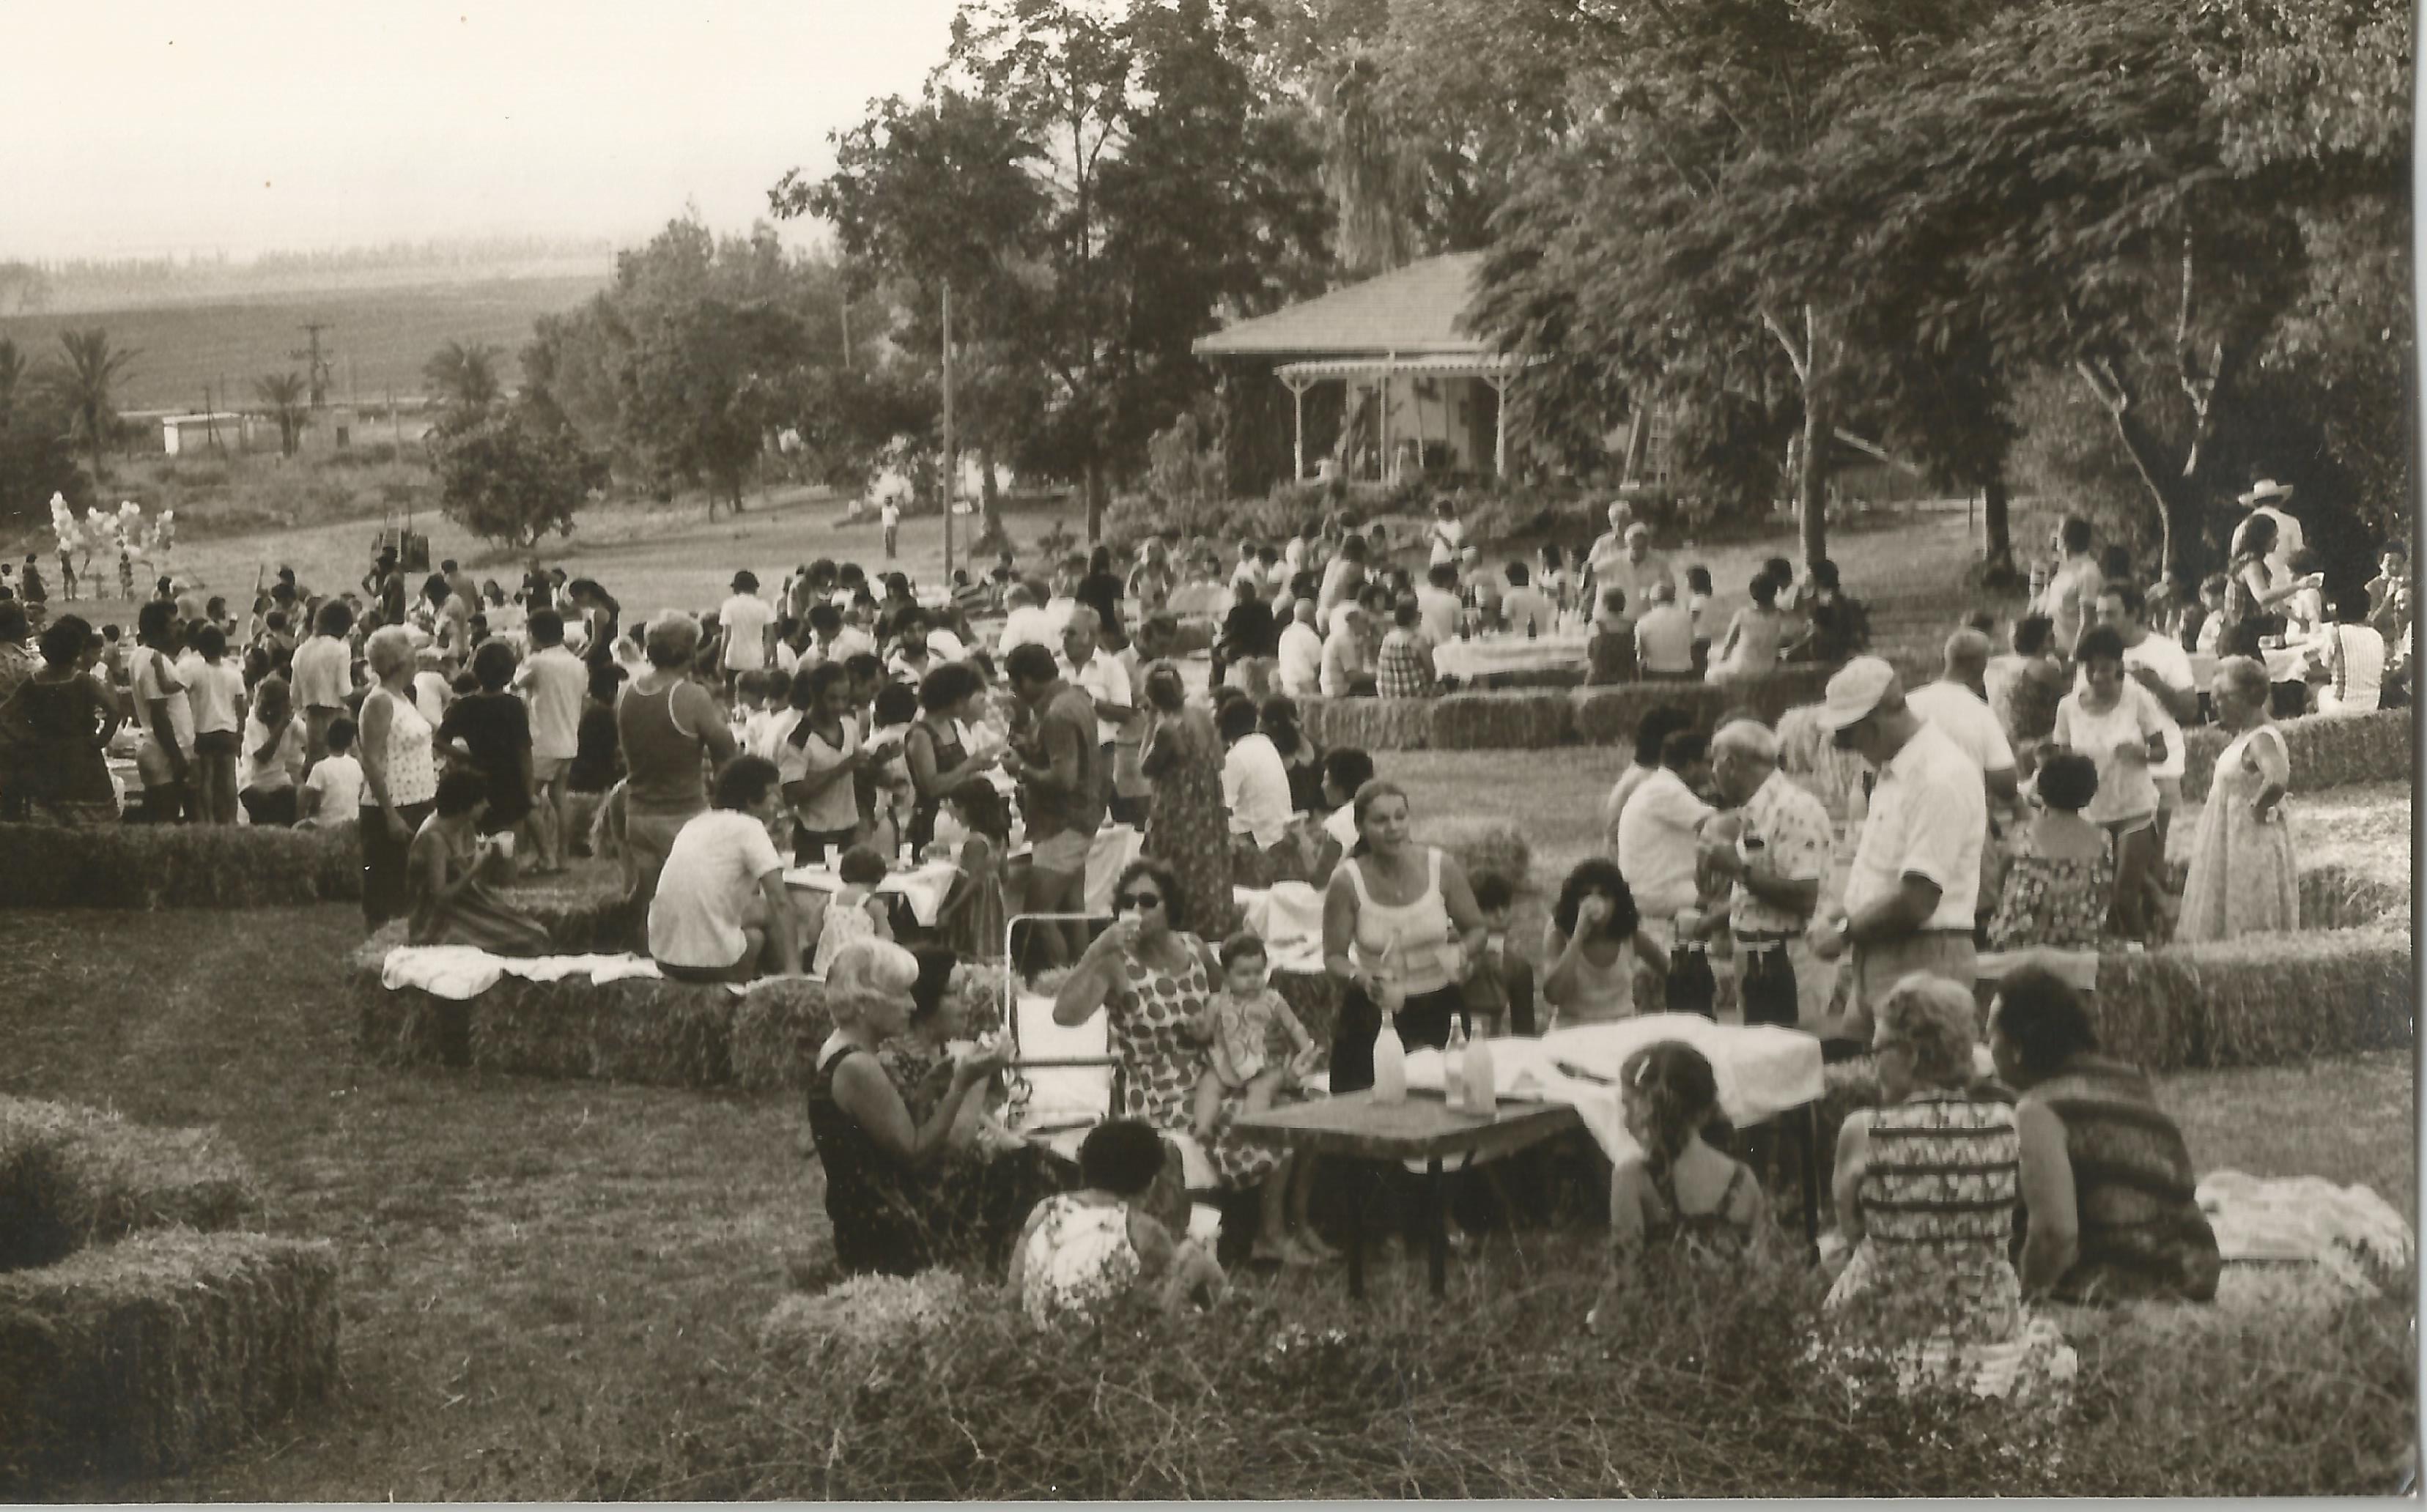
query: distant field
0 272 607 412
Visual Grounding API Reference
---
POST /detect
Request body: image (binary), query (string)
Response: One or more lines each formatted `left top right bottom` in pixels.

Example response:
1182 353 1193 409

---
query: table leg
1799 1104 1822 1253
1426 1156 1447 1299
1346 1162 1367 1302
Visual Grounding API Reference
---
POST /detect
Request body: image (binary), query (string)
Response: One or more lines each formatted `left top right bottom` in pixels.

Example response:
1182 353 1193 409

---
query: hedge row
1296 666 1836 751
2180 706 2412 803
0 822 359 910
0 1231 340 1488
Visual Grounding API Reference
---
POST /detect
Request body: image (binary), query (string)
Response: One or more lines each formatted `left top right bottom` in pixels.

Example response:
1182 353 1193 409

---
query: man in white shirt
2091 581 2195 841
997 583 1058 658
1318 604 1371 698
1904 629 2021 809
881 500 902 559
1581 499 1634 602
810 601 877 664
1806 658 1986 1048
1057 606 1133 813
289 598 356 774
1415 563 1463 646
1277 599 1324 697
517 607 591 872
1699 718 1831 1026
1499 562 1556 637
646 756 802 982
2037 515 2105 658
1315 536 1368 625
718 571 777 686
1635 582 1696 678
1216 696 1296 853
1615 728 1716 931
1595 522 1673 619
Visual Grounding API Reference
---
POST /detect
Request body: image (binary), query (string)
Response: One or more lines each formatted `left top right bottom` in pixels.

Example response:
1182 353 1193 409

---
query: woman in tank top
1319 779 1487 1092
616 614 737 903
1540 858 1671 1029
357 626 440 927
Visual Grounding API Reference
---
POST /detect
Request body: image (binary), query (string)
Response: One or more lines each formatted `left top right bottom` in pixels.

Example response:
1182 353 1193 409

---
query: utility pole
292 322 334 408
940 279 955 579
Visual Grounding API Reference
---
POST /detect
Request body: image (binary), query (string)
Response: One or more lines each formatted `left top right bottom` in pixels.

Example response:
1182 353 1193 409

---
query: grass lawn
1 893 2412 1497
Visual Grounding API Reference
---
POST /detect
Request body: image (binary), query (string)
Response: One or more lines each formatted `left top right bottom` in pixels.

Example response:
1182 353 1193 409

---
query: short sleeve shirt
1842 722 1986 929
778 716 861 834
1730 769 1832 938
2050 683 2169 825
1615 767 1715 919
519 645 590 762
719 593 777 671
648 809 786 969
289 634 352 712
1904 681 2017 779
1277 622 1324 697
2089 634 2193 780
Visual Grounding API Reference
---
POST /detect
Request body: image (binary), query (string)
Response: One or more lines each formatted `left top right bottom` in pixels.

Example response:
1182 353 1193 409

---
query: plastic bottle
1462 1026 1496 1116
1371 1012 1408 1105
1443 1019 1469 1108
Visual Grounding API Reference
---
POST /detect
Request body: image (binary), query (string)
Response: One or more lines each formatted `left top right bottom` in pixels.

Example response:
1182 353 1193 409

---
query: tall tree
46 328 138 486
429 400 604 550
254 371 311 458
423 339 505 417
619 297 812 518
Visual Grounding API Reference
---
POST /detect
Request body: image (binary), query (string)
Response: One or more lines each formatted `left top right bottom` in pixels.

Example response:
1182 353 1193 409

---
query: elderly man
1319 603 1373 697
1636 582 1696 680
996 582 1058 657
1000 641 1102 966
1699 719 1832 1026
1904 628 2021 810
617 612 739 910
1805 657 1986 1050
2037 516 2104 657
1582 498 1635 597
1057 605 1133 815
2089 580 2196 842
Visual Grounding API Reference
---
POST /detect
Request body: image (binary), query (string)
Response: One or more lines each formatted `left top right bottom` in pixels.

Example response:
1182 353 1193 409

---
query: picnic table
783 858 961 927
1431 629 1590 684
2189 641 2319 689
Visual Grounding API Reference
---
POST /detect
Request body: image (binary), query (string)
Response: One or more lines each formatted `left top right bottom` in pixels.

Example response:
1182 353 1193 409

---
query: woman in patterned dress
1137 662 1239 939
1987 747 2113 952
2174 656 2299 943
1825 974 2075 1398
1052 858 1327 1265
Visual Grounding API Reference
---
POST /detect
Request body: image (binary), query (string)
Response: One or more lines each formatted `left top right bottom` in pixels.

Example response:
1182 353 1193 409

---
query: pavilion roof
1194 252 1494 358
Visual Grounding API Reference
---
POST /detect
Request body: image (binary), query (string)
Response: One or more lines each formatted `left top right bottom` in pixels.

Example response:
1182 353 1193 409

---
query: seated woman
1540 859 1669 1030
1053 859 1325 1266
647 755 803 984
1987 747 2113 952
1825 973 2074 1397
1987 965 2222 1304
1592 1042 1767 1327
808 938 1013 1277
1010 1119 1226 1324
406 769 553 955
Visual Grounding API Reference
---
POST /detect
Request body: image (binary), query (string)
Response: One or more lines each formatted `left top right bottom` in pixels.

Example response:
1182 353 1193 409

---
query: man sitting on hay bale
648 755 804 985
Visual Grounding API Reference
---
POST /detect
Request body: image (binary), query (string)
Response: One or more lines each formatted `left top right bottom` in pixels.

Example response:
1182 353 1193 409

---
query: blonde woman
358 624 439 927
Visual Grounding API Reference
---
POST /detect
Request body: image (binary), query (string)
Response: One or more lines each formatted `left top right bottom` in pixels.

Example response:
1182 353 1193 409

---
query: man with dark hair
518 607 589 872
2038 515 2103 656
1002 641 1102 967
290 598 356 774
647 753 801 984
1616 727 1715 942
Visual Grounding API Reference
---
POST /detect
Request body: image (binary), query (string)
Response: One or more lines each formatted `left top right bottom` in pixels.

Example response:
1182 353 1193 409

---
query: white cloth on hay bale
2195 1168 2415 1301
1233 882 1326 974
380 945 669 1001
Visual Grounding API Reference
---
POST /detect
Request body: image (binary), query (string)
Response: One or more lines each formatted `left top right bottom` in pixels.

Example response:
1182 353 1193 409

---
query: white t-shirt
997 605 1058 657
238 714 306 793
720 593 777 671
412 670 452 727
303 752 365 820
1427 518 1468 566
1277 621 1324 697
184 656 245 737
2072 633 2193 780
1636 605 1695 675
649 809 787 970
1501 586 1556 637
2050 683 2169 825
1614 768 1715 919
777 717 860 834
289 634 352 712
132 645 196 753
1059 648 1133 746
1414 585 1463 647
1222 733 1296 850
518 645 589 762
1322 804 1358 852
1905 681 2017 779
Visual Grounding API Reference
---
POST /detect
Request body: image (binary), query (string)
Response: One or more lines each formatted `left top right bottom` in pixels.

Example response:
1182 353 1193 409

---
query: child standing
298 716 366 828
930 782 1010 963
1592 1041 1767 1327
183 623 247 825
1460 871 1536 1037
1190 933 1319 1139
813 843 896 977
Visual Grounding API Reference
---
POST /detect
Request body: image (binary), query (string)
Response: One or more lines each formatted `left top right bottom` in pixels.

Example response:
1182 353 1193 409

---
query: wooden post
1488 371 1512 481
1379 355 1394 483
940 278 955 578
1282 372 1313 482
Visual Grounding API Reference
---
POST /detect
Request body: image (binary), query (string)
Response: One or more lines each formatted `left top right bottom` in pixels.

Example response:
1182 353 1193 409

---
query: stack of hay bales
0 822 358 910
2179 706 2413 802
0 1098 337 1487
1293 666 1834 752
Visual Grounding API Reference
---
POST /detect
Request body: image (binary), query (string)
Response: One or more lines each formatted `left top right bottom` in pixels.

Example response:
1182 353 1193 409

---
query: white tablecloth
1402 1015 1825 1165
784 859 961 926
1233 881 1327 973
1432 629 1589 681
2189 642 2315 686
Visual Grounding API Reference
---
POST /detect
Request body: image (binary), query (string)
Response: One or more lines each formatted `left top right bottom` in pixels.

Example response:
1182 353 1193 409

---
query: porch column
1281 372 1315 481
1486 371 1515 479
1380 353 1395 483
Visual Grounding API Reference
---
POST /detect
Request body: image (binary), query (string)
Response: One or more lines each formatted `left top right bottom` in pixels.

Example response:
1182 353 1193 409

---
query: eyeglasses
1115 892 1164 911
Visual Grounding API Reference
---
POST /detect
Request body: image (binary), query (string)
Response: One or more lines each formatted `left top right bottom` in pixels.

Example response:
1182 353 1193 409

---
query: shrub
0 822 358 909
2180 707 2412 802
0 1231 340 1488
0 1098 260 1272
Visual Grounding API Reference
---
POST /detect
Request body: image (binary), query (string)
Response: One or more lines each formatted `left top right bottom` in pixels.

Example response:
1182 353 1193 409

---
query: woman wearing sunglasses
1054 859 1328 1265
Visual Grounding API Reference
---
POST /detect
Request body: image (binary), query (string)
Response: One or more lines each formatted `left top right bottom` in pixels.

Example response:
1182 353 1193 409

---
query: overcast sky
7 1 962 259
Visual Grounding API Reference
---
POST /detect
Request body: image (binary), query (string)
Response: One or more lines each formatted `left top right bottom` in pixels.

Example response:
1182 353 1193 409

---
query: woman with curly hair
1595 1041 1767 1317
1540 858 1669 1029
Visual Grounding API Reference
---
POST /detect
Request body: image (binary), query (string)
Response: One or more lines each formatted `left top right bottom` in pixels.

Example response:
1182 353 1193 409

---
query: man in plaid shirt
1374 598 1436 699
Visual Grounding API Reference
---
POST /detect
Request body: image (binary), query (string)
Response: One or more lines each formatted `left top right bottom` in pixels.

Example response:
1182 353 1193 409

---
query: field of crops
0 272 607 412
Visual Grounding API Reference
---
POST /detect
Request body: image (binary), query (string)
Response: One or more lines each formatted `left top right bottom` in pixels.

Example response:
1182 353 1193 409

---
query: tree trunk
1085 459 1107 544
2077 364 2203 586
979 442 1002 545
1619 406 1650 486
1797 380 1829 568
1982 472 2013 573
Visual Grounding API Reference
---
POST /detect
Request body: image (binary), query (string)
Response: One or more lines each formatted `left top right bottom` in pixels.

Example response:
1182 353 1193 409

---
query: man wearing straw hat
2236 478 2305 581
1803 656 1987 1053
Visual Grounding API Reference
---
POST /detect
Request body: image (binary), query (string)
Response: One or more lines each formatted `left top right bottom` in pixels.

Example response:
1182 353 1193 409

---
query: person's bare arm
1437 853 1488 966
1831 1111 1872 1244
2014 1099 2080 1294
831 1048 997 1168
756 871 802 974
1052 928 1124 1026
1847 873 1943 945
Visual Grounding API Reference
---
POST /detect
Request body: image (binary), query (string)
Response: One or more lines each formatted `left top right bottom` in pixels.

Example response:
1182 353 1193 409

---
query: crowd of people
0 483 2390 1351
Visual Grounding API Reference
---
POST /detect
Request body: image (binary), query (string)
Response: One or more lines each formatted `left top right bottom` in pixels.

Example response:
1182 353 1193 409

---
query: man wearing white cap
1804 656 1986 1050
1582 498 1634 599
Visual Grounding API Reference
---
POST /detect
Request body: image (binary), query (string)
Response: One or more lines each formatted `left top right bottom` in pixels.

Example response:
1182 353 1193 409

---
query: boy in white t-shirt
182 623 248 825
298 716 367 827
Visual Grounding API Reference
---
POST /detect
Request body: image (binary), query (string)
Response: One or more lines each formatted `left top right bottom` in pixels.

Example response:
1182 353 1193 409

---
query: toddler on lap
1190 932 1319 1138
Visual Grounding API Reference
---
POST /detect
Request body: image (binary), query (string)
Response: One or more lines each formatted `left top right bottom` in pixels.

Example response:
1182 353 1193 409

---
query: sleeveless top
2324 623 2384 711
1641 1160 1755 1266
1344 848 1455 996
906 717 971 850
1016 1193 1144 1324
802 1043 930 1277
1828 1094 2023 1344
1547 933 1636 1026
2028 1057 2222 1304
364 686 436 807
618 678 709 817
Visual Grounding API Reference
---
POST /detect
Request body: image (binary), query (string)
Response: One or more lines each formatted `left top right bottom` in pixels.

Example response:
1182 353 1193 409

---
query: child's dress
1206 987 1288 1089
942 832 1008 963
813 889 886 976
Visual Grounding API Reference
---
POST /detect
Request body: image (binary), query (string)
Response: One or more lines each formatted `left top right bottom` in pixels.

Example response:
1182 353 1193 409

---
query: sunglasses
1115 892 1164 911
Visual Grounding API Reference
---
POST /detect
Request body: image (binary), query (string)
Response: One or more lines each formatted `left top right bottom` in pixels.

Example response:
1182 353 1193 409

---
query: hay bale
0 1231 339 1486
1294 697 1436 751
1571 683 1719 747
0 1100 261 1272
2299 864 2410 932
2181 707 2414 803
2094 927 2413 1072
1427 692 1575 750
0 822 361 910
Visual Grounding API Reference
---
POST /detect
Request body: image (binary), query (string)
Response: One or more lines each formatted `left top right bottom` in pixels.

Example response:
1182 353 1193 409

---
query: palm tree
254 371 310 458
48 328 138 484
423 339 504 418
